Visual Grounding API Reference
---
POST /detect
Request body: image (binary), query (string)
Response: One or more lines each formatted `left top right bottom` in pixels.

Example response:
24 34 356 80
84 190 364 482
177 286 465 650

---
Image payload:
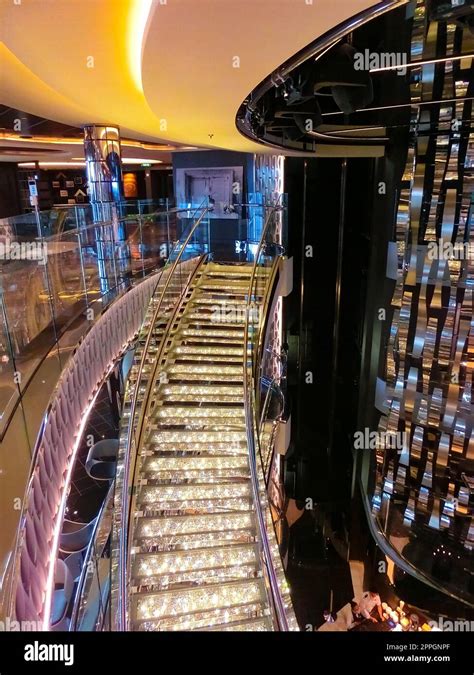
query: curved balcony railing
0 204 211 625
2 268 162 627
243 200 297 631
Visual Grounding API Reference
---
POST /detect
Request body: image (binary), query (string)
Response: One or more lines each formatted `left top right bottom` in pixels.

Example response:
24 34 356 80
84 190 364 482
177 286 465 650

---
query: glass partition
0 203 200 441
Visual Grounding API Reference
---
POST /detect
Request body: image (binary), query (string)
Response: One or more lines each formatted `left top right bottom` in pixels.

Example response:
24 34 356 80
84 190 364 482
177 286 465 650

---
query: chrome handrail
242 201 290 631
116 206 209 630
259 377 285 484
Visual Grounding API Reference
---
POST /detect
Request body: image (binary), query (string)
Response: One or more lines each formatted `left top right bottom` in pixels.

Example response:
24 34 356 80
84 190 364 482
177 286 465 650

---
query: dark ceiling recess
0 105 82 139
0 147 62 156
236 32 391 154
235 2 414 154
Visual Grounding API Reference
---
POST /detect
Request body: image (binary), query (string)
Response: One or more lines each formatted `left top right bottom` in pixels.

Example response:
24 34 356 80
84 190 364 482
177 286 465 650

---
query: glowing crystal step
132 563 260 591
133 579 266 621
165 368 243 383
135 511 255 538
155 406 244 419
143 466 250 482
140 497 251 514
190 297 249 306
143 455 248 472
134 528 256 551
139 482 252 504
206 617 273 631
133 601 267 631
160 384 243 403
205 264 254 275
173 345 244 356
179 328 244 338
177 336 244 347
183 311 248 323
145 442 248 455
171 354 243 364
133 544 258 578
150 430 247 443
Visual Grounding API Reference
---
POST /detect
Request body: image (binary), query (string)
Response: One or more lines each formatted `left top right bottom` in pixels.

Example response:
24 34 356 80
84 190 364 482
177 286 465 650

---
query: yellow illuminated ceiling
0 0 380 154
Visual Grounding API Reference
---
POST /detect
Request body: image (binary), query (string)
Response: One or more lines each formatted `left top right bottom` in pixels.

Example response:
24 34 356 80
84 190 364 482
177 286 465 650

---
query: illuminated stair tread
132 579 266 621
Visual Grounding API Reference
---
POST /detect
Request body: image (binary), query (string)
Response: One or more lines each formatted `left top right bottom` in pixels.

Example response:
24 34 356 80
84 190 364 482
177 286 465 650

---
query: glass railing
70 483 115 631
0 203 203 441
112 202 211 630
242 198 298 630
0 200 173 238
0 200 210 629
369 478 474 607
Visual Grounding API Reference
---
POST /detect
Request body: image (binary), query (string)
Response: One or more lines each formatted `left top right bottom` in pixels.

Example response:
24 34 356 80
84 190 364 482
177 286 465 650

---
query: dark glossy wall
0 163 21 217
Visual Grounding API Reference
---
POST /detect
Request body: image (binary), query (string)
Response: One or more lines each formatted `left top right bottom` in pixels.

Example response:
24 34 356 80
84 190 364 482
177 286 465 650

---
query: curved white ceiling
0 0 380 152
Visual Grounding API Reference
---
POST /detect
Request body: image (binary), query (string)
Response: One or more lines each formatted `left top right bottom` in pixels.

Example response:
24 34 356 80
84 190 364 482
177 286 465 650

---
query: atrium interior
0 0 473 637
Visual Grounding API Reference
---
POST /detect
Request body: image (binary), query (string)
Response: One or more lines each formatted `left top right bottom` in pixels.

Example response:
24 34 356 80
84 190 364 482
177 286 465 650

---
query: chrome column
83 125 127 293
83 125 123 219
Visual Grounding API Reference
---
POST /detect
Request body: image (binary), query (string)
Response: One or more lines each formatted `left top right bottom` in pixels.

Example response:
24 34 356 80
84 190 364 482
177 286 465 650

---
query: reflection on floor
283 503 354 631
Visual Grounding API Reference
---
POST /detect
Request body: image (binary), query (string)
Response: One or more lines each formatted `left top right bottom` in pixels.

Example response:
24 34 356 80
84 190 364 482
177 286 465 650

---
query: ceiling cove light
71 157 162 165
18 162 86 168
0 134 175 150
128 0 154 93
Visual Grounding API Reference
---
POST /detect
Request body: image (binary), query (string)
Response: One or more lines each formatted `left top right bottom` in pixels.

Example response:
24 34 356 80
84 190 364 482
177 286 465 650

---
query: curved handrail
235 0 408 149
259 378 285 484
116 205 210 630
242 200 291 631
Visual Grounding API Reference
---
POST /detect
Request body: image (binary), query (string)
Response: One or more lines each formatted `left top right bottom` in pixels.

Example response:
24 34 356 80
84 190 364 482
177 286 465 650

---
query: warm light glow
72 157 162 165
18 161 86 168
128 0 154 93
0 132 175 151
0 0 379 150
